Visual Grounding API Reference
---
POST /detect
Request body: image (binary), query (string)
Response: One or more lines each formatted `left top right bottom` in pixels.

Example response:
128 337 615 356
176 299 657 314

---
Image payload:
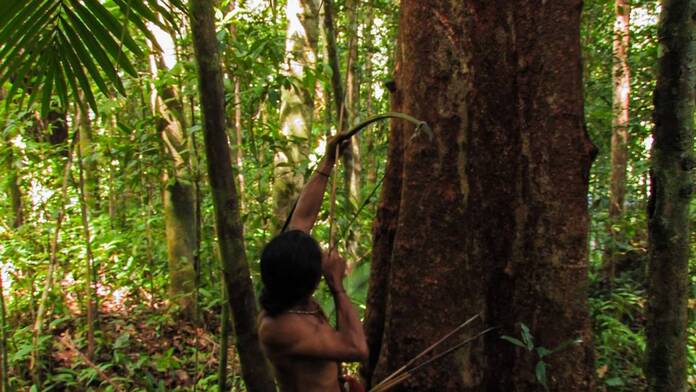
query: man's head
260 230 322 316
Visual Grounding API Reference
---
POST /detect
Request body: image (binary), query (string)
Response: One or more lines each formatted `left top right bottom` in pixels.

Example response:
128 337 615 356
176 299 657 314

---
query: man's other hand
322 250 346 291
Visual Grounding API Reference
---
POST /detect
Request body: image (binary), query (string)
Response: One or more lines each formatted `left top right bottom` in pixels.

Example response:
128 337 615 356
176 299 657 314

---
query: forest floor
21 286 243 391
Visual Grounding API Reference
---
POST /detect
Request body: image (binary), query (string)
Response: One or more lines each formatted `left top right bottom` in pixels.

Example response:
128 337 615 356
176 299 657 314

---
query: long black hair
259 230 322 316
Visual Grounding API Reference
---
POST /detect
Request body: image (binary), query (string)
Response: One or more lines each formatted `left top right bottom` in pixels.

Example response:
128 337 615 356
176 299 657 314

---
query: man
258 137 368 392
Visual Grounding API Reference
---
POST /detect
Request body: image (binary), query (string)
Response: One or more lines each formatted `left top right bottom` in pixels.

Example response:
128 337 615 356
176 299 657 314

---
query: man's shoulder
258 313 318 350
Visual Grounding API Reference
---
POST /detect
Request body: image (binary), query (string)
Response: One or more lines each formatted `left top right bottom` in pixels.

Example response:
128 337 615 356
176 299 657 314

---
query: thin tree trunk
646 0 695 390
222 0 246 201
137 133 156 309
0 271 9 392
234 77 244 196
322 0 361 259
609 0 631 218
76 128 97 360
106 118 118 226
218 278 231 391
363 1 595 389
345 0 362 199
2 85 24 228
31 134 76 387
344 0 362 260
363 5 377 184
77 98 99 212
604 0 631 281
188 1 276 390
273 0 320 230
4 136 23 228
189 98 203 301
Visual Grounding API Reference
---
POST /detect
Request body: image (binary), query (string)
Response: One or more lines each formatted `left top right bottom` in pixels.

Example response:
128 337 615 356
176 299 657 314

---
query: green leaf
520 323 534 350
60 15 113 97
111 0 161 45
605 377 624 386
500 335 527 349
63 5 126 95
83 0 142 56
67 0 138 77
54 54 70 109
58 31 98 112
0 0 49 46
535 361 549 391
0 0 58 80
41 55 55 116
536 346 552 359
0 0 27 25
112 0 161 30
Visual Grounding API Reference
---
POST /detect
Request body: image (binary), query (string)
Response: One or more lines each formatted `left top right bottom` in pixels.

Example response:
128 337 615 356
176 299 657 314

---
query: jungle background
0 0 694 390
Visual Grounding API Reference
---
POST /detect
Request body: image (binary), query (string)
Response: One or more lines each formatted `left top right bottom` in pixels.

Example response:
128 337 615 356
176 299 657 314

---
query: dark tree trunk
363 1 596 390
188 1 276 391
645 0 695 391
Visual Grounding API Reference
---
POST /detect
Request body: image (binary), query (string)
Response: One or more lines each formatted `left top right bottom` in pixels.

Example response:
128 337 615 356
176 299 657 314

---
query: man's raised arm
288 136 345 233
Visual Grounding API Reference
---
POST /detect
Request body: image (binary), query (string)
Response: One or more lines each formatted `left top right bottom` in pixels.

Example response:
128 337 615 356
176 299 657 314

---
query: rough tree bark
188 0 276 390
273 0 320 229
645 0 695 390
363 1 596 390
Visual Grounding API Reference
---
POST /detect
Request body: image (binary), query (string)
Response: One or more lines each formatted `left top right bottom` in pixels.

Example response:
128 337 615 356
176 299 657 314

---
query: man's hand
287 135 349 233
324 135 349 167
322 250 346 292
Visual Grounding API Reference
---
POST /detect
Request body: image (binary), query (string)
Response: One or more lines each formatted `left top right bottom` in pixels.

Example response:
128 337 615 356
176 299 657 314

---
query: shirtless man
258 137 368 392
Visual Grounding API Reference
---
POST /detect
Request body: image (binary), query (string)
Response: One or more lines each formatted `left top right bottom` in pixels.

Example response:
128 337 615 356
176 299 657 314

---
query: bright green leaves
0 0 179 115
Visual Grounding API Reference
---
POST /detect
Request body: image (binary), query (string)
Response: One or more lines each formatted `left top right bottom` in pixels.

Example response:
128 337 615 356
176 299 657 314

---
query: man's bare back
258 251 367 392
259 308 342 392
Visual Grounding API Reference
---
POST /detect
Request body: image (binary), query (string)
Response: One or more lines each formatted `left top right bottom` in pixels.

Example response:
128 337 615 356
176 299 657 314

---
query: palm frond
0 0 181 115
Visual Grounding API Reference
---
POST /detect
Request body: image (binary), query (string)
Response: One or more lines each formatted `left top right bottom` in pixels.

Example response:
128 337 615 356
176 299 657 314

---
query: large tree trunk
645 0 695 390
188 0 276 391
273 0 320 229
363 1 596 390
